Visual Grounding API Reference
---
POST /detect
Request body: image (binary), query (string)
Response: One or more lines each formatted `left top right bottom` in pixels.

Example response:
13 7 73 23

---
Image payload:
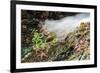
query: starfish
37 49 48 60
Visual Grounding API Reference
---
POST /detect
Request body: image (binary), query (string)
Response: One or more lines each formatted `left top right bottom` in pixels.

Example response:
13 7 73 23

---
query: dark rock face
21 10 78 20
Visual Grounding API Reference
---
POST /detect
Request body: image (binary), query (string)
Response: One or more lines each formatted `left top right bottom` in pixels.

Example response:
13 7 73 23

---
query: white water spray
43 13 90 40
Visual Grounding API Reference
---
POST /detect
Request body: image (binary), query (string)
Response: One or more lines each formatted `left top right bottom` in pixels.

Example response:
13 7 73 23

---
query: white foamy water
43 13 90 40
